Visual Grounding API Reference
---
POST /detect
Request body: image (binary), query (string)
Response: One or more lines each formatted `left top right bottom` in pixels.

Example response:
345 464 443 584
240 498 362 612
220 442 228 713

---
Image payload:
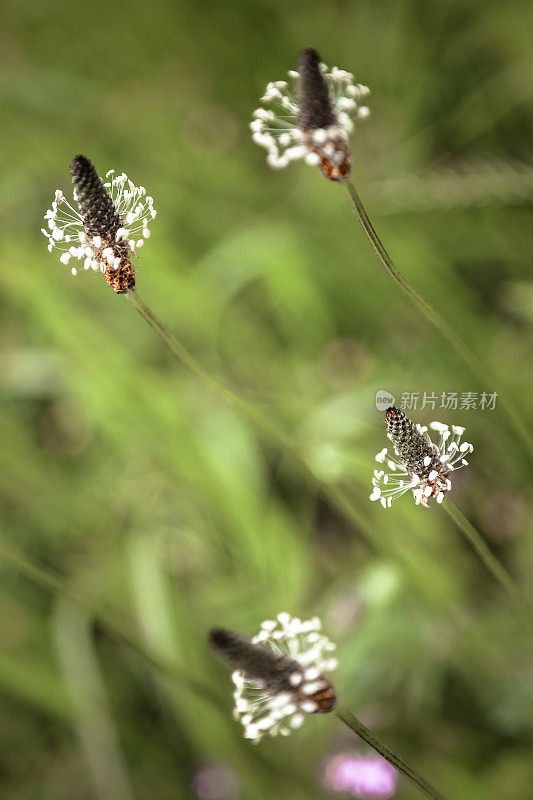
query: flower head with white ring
370 407 473 508
251 48 370 181
42 155 156 293
209 613 338 742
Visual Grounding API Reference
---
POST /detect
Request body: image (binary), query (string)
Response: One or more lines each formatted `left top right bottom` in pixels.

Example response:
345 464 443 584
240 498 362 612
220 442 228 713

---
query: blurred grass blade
0 536 221 705
53 598 136 800
0 654 71 720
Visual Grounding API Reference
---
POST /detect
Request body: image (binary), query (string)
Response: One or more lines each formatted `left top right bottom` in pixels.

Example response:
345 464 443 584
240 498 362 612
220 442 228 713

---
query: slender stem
344 179 533 456
442 500 531 620
126 292 407 561
127 291 296 453
126 295 344 517
0 537 221 706
335 706 450 800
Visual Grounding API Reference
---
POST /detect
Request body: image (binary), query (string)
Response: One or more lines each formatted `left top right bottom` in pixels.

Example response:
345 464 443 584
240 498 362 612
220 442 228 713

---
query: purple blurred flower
324 752 397 798
191 763 240 800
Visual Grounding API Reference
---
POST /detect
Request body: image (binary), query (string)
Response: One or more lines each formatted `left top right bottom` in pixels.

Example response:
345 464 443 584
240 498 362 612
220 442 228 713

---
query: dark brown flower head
70 155 122 240
42 157 156 294
209 615 338 741
296 48 337 131
385 407 441 478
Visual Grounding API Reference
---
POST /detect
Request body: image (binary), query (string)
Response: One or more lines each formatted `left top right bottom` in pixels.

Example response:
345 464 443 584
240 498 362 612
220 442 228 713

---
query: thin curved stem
128 291 353 518
442 500 531 621
335 706 450 800
126 292 384 554
126 291 296 454
344 179 533 457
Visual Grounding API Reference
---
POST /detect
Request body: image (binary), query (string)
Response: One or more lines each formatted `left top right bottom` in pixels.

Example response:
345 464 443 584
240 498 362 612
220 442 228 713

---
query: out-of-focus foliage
0 1 532 798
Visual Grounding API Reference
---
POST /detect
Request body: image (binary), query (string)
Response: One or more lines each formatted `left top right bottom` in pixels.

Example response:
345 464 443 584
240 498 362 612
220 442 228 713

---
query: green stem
126 292 406 561
127 291 296 453
442 500 531 620
344 179 533 456
335 706 450 800
0 537 221 707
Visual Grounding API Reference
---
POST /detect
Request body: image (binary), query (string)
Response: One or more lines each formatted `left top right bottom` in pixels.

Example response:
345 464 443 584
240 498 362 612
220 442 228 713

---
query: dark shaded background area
0 1 532 798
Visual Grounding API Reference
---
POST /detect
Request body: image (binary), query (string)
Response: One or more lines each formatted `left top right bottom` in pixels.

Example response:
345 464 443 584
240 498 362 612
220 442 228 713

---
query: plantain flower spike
209 613 338 742
370 407 474 508
42 155 156 293
251 48 370 181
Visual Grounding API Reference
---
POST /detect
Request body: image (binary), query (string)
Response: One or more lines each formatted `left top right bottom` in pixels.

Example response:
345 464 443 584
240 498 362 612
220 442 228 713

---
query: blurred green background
1 0 532 798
